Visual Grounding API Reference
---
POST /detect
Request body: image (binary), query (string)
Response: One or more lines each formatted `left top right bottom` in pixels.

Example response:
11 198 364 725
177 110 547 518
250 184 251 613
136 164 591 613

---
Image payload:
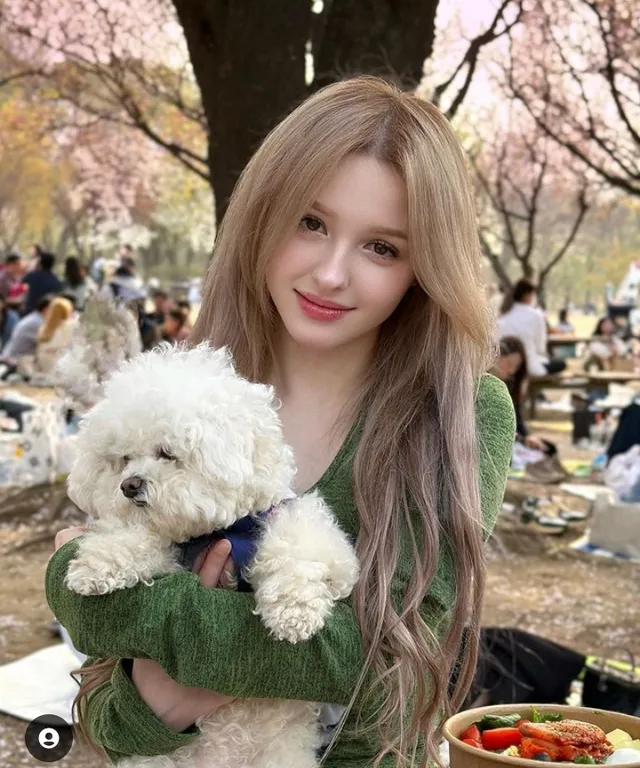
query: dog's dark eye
157 448 176 461
122 455 131 466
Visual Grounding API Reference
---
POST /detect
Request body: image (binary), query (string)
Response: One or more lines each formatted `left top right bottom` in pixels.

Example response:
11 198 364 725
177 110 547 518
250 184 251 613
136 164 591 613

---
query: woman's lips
295 291 354 321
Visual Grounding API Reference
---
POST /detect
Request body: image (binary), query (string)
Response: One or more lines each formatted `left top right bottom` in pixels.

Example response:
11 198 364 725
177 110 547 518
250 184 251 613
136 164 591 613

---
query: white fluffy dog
65 343 359 768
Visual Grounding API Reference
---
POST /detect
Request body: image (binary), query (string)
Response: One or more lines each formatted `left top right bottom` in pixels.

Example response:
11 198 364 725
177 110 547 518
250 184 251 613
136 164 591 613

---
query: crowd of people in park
0 244 196 384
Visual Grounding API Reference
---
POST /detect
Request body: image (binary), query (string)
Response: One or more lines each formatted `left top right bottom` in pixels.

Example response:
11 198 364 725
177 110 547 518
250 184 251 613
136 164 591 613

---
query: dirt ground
0 402 639 767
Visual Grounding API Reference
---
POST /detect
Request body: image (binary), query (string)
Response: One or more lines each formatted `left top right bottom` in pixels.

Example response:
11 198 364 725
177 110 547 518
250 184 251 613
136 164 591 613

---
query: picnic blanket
0 643 80 723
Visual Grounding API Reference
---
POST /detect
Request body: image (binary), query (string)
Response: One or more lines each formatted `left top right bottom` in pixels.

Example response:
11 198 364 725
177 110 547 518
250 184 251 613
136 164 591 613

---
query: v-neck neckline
308 414 362 495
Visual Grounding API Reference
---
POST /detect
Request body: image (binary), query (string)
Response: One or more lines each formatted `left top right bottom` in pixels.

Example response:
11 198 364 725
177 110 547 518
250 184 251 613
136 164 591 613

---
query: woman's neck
268 326 375 407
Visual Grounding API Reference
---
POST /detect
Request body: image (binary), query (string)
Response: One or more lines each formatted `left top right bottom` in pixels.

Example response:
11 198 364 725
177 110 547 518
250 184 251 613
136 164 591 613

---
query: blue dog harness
176 507 275 591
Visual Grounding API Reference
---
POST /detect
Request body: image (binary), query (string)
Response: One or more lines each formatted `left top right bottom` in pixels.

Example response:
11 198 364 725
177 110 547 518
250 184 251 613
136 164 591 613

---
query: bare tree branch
431 0 524 119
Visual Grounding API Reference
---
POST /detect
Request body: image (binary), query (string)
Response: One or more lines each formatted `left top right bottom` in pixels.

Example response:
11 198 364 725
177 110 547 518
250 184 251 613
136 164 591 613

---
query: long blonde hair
38 297 73 343
74 77 494 766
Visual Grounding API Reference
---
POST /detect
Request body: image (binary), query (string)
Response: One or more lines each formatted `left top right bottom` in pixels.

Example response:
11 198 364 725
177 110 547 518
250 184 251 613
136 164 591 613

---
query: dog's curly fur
65 343 360 768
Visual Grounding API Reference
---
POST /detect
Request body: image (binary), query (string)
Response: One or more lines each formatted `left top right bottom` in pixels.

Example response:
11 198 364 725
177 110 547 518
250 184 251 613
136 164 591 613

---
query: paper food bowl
443 704 640 768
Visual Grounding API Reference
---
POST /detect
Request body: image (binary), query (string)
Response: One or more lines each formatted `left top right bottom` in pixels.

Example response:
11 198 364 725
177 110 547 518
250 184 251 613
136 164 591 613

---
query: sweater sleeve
46 542 364 703
475 374 516 539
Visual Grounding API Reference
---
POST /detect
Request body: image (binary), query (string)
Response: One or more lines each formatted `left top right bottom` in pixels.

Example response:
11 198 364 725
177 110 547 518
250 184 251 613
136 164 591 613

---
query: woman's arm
46 541 365 704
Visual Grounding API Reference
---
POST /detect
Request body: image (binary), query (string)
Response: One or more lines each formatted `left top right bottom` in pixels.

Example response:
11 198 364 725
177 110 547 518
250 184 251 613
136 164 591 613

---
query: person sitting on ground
34 296 76 376
148 289 172 325
151 308 188 346
490 336 547 451
140 289 173 349
62 256 95 312
0 294 53 374
0 253 24 302
585 316 629 372
100 255 145 304
497 278 566 377
22 251 63 315
551 308 575 335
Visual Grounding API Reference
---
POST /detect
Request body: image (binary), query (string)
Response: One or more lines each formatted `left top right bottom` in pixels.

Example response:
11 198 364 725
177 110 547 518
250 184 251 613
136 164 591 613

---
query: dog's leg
65 522 179 596
247 492 359 643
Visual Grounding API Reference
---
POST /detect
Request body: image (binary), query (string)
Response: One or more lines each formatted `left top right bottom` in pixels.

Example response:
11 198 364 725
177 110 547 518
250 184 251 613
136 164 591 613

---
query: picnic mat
0 643 80 723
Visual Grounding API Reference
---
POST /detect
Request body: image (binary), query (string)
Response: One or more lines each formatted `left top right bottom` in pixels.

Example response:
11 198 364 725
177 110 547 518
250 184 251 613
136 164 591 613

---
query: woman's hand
524 434 547 451
54 526 88 550
131 539 237 732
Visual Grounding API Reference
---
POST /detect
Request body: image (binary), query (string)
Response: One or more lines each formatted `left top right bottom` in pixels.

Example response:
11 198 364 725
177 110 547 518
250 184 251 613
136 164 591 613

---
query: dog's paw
65 557 142 596
255 579 334 643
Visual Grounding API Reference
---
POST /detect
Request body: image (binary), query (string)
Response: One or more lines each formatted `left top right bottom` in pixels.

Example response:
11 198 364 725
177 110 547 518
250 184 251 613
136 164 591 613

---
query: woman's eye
299 215 325 234
158 448 176 461
367 240 399 259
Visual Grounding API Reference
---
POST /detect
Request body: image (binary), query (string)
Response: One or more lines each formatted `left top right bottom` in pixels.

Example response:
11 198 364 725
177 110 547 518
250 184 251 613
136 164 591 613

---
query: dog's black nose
121 476 145 499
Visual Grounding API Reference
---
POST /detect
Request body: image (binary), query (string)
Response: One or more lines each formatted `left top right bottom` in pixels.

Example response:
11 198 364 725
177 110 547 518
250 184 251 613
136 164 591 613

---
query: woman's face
494 351 523 380
164 316 181 336
266 154 415 353
600 318 614 335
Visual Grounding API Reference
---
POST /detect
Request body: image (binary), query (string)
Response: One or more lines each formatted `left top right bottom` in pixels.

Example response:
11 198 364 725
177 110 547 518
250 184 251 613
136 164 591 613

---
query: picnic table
547 335 594 348
527 373 589 419
586 371 640 396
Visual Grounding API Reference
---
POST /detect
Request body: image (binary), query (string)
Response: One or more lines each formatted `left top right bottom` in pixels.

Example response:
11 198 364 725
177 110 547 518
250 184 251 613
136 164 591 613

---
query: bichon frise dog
64 343 359 768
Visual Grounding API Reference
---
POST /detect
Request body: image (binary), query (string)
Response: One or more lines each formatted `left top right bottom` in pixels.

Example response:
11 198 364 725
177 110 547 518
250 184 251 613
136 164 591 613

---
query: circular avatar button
25 714 74 762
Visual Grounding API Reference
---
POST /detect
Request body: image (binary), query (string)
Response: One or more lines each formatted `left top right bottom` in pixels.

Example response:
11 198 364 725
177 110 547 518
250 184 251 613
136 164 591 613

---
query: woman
490 336 546 451
62 256 95 311
47 78 515 768
497 279 566 377
586 316 628 371
35 296 75 375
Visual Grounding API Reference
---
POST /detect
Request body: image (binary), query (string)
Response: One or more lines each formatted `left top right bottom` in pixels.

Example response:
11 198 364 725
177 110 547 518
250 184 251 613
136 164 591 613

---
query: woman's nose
311 244 350 291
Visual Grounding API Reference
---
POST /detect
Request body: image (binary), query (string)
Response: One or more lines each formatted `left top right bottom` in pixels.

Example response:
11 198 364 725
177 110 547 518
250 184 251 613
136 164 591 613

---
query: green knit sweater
45 374 515 767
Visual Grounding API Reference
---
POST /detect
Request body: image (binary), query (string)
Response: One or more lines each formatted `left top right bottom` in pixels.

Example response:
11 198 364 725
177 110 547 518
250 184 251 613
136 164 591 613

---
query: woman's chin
280 318 354 352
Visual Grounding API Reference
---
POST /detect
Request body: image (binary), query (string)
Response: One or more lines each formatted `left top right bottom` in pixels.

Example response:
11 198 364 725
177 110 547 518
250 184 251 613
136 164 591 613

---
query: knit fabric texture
45 374 515 766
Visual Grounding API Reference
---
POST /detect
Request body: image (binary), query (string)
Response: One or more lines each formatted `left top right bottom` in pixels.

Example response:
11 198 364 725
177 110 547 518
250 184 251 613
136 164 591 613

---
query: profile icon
25 714 73 762
39 727 61 749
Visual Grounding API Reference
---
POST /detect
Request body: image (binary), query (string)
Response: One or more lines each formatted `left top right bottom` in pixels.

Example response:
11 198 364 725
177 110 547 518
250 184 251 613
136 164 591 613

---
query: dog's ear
189 408 256 488
242 383 296 505
67 447 101 516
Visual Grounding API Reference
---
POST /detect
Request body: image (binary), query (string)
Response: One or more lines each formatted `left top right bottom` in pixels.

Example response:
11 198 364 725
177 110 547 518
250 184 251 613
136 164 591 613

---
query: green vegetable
573 756 596 764
477 714 522 731
531 707 563 724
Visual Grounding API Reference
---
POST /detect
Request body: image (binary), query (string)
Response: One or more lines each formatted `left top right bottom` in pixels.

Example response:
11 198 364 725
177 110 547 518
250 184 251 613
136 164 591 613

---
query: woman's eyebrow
311 201 334 217
373 226 407 241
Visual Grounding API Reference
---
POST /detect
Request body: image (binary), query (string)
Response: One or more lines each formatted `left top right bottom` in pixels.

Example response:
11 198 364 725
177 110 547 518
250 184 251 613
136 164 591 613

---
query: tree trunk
172 0 441 224
313 0 438 89
172 1 310 222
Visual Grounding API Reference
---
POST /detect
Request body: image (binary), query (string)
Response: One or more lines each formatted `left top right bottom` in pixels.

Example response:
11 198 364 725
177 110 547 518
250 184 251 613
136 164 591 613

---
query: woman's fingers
198 539 232 588
54 526 88 551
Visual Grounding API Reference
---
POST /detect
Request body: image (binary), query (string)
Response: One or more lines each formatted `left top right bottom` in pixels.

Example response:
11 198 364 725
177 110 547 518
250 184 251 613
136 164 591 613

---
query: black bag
456 628 586 709
582 650 640 716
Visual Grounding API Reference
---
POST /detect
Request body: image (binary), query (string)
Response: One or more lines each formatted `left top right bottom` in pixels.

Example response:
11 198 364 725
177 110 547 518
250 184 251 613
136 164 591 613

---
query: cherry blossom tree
470 104 592 296
507 0 639 197
1 0 523 222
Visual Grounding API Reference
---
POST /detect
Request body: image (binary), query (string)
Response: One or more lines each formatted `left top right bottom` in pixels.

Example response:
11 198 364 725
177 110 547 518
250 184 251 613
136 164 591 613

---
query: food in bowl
458 707 640 764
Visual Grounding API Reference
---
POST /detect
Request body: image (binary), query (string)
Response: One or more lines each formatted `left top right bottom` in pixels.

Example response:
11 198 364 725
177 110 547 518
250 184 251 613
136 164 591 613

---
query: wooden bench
527 374 589 419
